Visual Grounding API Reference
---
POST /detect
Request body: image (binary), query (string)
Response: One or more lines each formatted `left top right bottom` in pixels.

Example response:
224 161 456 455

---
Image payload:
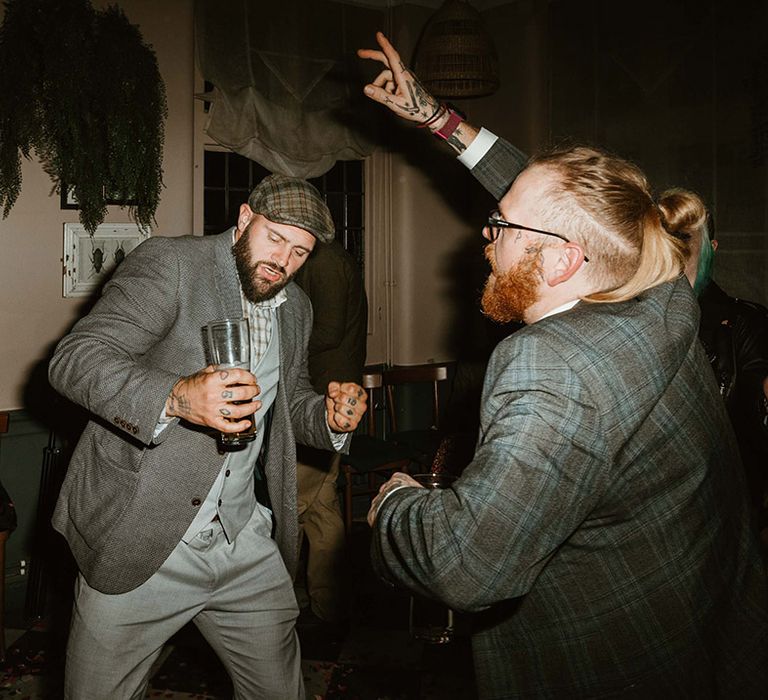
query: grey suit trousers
64 503 304 699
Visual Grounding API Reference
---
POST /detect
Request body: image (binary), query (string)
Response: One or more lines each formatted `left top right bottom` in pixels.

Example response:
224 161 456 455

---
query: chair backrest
361 370 383 437
383 364 448 433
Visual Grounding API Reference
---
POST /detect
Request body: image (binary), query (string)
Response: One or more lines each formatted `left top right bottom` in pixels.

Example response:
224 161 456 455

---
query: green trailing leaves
0 0 167 233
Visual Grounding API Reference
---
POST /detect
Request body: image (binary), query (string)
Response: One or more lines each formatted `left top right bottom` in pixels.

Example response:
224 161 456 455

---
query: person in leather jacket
685 214 768 543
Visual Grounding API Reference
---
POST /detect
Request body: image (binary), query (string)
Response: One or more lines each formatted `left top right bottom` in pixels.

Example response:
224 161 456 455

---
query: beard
481 244 543 323
232 229 292 303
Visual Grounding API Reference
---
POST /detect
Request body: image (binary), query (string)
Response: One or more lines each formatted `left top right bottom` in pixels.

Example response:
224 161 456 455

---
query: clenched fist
325 381 367 433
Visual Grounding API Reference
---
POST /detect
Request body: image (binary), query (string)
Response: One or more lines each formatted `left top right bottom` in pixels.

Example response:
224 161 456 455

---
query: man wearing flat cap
49 174 367 699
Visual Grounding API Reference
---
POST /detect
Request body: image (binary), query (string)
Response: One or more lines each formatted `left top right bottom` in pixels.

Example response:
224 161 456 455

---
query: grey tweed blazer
49 230 336 594
372 138 768 697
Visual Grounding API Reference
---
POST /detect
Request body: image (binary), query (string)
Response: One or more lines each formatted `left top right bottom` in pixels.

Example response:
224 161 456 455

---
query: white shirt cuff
327 424 349 450
374 483 412 514
457 127 498 170
153 406 175 440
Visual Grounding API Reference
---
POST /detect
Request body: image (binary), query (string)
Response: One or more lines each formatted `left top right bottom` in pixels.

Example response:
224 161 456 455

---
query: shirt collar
250 288 288 311
539 298 579 320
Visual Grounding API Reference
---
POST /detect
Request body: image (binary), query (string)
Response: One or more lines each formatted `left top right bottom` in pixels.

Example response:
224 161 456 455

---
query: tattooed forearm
446 134 467 153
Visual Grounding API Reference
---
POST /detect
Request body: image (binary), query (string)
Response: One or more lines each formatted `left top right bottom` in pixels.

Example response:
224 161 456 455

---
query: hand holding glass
204 318 256 446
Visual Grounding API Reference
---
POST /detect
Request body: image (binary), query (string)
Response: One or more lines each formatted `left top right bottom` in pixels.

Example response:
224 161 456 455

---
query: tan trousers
296 446 347 622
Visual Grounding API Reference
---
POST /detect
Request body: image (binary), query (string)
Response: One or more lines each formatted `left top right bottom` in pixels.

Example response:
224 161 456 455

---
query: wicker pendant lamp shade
414 0 499 98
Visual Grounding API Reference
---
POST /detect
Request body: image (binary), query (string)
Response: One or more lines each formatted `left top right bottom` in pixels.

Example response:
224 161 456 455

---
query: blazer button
132 426 139 434
191 497 202 507
114 416 120 424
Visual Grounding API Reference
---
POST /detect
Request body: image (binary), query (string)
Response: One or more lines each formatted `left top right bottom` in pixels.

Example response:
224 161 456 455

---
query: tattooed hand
165 365 261 433
357 32 441 125
325 381 368 433
357 32 479 153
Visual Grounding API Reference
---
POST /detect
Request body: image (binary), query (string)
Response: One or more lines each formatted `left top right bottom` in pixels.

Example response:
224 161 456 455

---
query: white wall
0 0 195 410
382 2 545 366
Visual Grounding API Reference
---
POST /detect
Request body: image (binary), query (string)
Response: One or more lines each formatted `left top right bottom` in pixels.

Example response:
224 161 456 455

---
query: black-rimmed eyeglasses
485 211 589 262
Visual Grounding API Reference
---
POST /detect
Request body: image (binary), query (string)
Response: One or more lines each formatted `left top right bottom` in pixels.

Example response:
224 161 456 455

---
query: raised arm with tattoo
357 32 479 155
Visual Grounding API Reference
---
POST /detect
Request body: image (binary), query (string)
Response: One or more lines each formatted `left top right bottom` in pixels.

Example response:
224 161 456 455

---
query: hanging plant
0 0 167 233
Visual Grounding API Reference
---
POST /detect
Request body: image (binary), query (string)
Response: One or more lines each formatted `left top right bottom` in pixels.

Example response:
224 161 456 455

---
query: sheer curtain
195 0 384 178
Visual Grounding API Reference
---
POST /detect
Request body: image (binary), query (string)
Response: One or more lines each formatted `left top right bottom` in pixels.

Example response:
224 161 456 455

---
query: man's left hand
367 471 422 526
325 381 367 433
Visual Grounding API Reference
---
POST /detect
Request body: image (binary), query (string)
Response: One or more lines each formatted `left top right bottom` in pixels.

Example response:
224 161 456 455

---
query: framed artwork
60 184 138 209
62 223 150 298
60 185 78 210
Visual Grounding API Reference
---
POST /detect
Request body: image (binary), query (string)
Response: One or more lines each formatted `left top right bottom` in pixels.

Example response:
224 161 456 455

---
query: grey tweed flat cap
248 175 335 244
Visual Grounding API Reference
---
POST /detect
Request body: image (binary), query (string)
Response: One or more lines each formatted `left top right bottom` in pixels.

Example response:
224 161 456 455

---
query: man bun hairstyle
529 145 706 303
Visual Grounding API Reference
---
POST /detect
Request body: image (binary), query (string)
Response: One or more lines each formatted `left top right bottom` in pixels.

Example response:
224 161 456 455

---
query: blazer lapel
213 228 243 319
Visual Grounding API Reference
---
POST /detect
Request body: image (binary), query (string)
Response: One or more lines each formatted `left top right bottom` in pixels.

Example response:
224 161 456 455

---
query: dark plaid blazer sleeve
469 136 529 200
371 328 606 611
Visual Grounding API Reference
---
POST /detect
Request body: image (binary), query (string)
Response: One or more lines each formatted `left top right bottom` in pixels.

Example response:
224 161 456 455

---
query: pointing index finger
357 48 388 66
375 32 407 85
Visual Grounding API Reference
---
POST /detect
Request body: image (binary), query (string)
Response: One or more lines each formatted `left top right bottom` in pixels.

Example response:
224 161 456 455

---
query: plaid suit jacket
372 139 768 698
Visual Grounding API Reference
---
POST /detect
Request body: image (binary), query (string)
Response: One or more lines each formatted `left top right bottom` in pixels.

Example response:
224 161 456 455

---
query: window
307 161 365 270
202 151 364 270
202 151 270 237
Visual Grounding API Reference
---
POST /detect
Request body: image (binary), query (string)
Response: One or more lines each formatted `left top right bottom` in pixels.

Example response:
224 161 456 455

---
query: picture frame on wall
60 184 138 209
62 223 150 298
60 185 79 210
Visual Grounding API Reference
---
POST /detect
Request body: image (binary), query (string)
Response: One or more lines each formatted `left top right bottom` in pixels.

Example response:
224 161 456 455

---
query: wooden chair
383 364 449 469
340 371 412 534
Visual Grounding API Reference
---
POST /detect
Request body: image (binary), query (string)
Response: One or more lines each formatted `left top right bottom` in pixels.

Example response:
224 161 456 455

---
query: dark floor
0 523 477 699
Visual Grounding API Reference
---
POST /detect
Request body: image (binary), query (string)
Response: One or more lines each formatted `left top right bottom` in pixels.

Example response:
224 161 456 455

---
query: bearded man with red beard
480 240 543 324
359 33 768 699
48 174 368 699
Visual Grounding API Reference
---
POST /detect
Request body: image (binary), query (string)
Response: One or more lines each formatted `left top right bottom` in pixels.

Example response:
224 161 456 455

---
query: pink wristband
433 105 465 140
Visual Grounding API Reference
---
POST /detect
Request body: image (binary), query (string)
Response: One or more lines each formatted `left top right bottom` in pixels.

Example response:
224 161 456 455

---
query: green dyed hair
693 214 715 296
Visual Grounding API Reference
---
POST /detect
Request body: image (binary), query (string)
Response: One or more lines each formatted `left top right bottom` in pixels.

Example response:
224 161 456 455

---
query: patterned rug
0 528 476 699
0 628 61 699
0 623 475 700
